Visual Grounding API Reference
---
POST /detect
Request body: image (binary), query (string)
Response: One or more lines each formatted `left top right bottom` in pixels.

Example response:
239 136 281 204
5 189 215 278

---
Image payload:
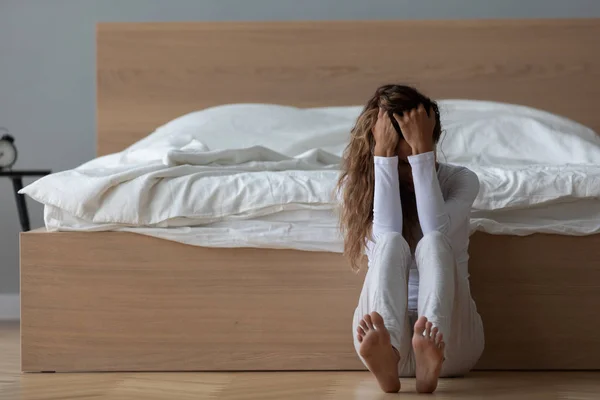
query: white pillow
123 99 600 168
437 100 600 166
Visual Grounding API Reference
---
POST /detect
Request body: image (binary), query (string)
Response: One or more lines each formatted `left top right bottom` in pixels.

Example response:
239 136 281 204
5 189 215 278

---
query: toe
359 319 369 332
370 312 385 330
364 314 374 330
431 327 439 341
414 316 428 336
425 322 433 338
357 334 363 343
357 326 366 337
436 332 444 346
439 340 446 352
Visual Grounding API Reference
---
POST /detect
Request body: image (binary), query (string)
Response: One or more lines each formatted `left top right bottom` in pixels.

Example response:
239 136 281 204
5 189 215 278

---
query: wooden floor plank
2 321 599 399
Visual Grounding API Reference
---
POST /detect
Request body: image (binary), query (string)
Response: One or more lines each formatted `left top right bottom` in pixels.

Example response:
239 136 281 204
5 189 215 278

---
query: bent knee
371 232 411 264
416 231 451 252
375 232 410 253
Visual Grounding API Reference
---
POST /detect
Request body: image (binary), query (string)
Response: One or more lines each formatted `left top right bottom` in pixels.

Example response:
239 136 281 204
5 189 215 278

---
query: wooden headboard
97 19 600 156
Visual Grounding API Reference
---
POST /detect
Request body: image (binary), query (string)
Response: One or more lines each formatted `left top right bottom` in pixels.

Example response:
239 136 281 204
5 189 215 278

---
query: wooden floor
1 322 599 399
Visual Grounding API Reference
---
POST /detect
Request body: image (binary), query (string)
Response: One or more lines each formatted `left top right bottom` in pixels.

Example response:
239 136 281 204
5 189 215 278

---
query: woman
337 85 484 393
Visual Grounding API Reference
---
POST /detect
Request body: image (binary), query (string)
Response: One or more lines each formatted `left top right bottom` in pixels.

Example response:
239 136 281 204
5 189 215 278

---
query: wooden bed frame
20 19 600 372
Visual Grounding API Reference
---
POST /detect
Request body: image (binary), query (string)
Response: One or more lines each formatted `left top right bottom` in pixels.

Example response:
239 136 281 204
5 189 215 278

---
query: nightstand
1 170 51 231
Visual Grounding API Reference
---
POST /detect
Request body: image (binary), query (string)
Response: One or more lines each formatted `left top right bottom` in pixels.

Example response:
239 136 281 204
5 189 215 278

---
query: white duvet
21 100 600 251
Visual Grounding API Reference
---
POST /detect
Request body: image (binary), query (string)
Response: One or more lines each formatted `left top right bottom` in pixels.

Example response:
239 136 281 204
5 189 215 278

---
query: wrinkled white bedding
21 100 600 251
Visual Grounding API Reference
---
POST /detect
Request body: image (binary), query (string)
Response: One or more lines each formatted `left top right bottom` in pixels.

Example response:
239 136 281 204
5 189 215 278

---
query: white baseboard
0 294 20 320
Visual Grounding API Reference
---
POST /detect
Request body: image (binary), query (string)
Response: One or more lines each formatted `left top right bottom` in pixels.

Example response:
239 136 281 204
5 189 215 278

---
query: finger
398 114 409 128
388 115 400 135
383 112 394 131
393 113 403 125
429 105 437 124
418 104 426 114
397 110 409 121
378 107 385 119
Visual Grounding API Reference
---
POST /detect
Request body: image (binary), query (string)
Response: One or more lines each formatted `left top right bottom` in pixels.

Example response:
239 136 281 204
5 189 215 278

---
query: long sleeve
372 156 403 238
408 151 479 236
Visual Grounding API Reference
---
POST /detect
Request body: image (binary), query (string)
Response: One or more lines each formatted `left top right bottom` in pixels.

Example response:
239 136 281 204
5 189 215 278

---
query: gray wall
0 0 599 295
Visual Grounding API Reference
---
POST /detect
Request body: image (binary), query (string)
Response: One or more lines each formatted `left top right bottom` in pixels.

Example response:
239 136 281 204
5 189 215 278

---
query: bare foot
357 312 401 393
412 316 445 393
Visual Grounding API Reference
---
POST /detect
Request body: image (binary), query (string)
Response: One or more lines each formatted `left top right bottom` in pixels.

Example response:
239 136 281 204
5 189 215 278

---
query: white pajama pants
352 232 485 377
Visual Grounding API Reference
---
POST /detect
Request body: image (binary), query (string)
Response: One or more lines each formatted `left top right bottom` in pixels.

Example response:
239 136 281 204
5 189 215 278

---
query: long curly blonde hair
337 85 442 272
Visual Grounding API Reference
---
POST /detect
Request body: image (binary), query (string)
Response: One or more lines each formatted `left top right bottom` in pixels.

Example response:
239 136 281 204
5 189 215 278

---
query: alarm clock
0 129 18 170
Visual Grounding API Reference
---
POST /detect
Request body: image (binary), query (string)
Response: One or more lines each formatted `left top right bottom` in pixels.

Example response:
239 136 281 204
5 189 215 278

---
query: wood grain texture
3 323 599 399
97 19 600 156
468 233 600 370
20 230 365 372
20 230 600 372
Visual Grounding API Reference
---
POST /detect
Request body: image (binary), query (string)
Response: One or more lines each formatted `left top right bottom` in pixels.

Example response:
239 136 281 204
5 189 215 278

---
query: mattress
44 198 600 252
21 100 600 251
